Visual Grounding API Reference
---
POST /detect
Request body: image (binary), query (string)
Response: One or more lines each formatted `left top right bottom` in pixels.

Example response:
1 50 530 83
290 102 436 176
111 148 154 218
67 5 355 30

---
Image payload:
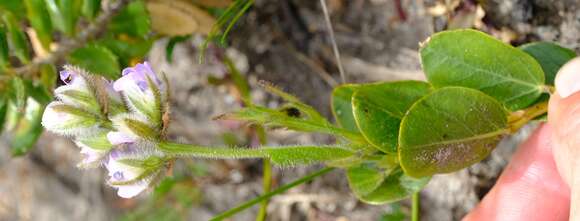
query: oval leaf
420 29 545 110
331 84 359 132
520 42 576 85
2 12 31 63
399 87 508 178
24 0 53 49
146 0 215 36
67 44 120 79
352 81 431 153
11 97 44 156
109 1 150 38
347 164 430 204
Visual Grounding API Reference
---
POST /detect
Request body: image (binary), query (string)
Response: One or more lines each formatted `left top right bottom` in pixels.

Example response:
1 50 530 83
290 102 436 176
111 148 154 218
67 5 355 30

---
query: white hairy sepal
118 76 164 126
41 102 106 137
105 144 166 198
110 113 160 141
74 132 114 168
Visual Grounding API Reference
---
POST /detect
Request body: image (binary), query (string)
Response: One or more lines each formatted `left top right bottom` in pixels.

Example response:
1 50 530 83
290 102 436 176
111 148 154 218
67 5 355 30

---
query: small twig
14 0 132 77
319 0 346 84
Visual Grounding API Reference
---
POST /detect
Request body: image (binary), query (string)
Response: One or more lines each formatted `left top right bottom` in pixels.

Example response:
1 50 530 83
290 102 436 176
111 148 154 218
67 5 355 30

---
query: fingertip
555 57 580 98
464 125 570 221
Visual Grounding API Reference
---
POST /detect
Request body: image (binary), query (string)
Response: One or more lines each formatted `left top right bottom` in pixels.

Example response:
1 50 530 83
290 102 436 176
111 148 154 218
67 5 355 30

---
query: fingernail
555 57 580 98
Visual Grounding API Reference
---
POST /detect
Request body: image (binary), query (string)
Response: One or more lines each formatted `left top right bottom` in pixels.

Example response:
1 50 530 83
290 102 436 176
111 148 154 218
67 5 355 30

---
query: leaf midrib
403 129 507 150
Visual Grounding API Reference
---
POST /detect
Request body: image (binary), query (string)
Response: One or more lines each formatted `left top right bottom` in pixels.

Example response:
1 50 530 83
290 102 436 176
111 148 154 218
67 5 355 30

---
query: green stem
157 142 267 159
255 125 271 221
508 100 548 132
211 167 334 221
412 192 420 221
256 159 271 221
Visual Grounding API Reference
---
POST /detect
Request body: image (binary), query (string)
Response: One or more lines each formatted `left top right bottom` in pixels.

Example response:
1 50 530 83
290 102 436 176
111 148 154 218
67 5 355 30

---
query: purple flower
113 62 163 92
111 62 165 123
104 143 165 198
75 141 108 168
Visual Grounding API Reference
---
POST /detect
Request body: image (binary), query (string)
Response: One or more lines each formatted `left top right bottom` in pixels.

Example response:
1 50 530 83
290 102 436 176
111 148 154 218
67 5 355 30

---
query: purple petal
59 70 76 85
107 131 136 145
112 74 137 92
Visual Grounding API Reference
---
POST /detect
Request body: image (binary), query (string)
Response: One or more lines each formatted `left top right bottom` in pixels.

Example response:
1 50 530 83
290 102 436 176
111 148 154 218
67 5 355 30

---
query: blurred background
0 0 579 220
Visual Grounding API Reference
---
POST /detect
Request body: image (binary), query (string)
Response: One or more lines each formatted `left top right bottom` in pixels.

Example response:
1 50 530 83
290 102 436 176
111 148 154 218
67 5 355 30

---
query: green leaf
2 12 30 63
520 42 576 85
40 63 56 95
399 87 508 178
331 84 359 132
11 97 44 156
165 35 190 63
24 0 53 49
0 0 26 20
352 81 431 153
346 163 386 196
0 23 10 71
0 98 8 135
24 79 52 105
81 0 101 20
347 164 430 204
67 44 120 79
420 29 545 110
9 77 27 113
98 36 153 67
58 0 79 36
109 0 150 38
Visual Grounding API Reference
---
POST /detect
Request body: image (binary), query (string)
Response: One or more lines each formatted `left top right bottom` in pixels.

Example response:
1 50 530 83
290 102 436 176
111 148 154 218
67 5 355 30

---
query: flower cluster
42 62 170 198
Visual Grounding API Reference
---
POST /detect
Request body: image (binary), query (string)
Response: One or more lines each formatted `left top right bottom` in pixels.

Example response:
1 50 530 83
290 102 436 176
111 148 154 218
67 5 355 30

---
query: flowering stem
210 167 334 221
157 142 267 159
157 142 355 167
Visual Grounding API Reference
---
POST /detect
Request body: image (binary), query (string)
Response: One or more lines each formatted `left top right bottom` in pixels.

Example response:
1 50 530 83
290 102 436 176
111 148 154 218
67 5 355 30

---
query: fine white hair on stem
319 0 346 84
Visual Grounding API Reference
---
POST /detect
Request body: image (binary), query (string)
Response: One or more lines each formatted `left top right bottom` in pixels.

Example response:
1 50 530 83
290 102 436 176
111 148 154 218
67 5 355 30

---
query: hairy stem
210 167 334 221
157 142 267 159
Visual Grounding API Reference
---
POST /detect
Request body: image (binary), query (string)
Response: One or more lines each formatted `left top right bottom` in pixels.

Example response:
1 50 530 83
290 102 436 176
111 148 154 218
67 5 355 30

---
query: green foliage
10 97 44 155
108 0 150 38
0 23 9 71
520 42 576 85
331 84 359 132
2 12 30 63
420 29 545 110
67 44 120 79
222 82 364 143
352 81 431 153
398 87 508 177
81 0 101 20
24 0 53 49
45 0 80 36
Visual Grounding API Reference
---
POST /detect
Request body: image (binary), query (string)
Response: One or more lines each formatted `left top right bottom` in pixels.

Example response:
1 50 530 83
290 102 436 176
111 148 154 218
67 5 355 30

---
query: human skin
464 58 580 221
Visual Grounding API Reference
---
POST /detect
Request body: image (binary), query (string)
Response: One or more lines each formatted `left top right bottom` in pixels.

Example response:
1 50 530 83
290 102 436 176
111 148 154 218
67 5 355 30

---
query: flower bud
105 143 165 198
41 102 105 137
55 68 101 113
113 62 166 126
